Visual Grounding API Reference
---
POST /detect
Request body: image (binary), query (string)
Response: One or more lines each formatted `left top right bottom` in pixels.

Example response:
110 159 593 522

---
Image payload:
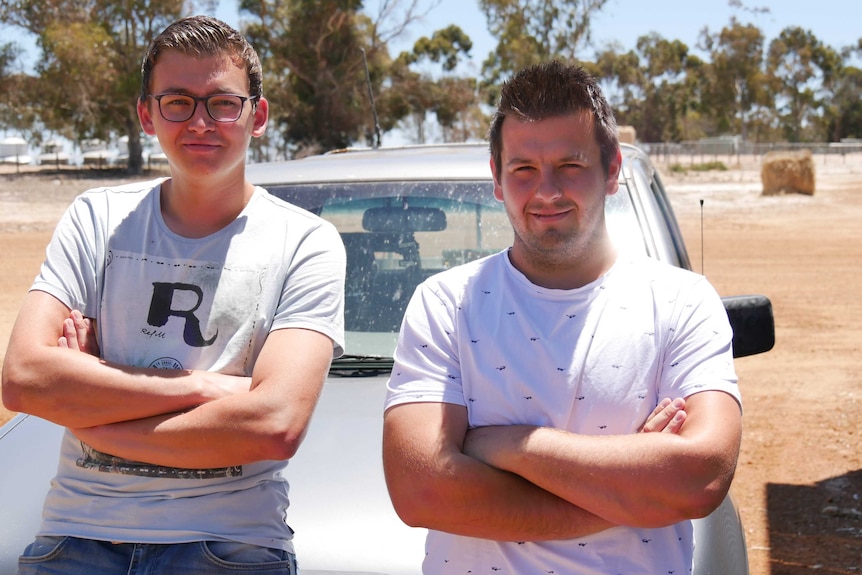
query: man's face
137 50 267 182
490 111 621 284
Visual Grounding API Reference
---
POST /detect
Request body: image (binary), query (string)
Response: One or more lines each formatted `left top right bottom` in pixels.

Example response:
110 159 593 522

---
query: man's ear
605 147 622 196
138 98 156 136
251 97 269 138
490 156 504 202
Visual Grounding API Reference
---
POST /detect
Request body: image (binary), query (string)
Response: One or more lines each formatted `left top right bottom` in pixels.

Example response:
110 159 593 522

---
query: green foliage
669 161 729 173
0 0 187 173
478 0 609 101
700 18 768 141
766 26 840 142
411 25 473 72
384 24 484 143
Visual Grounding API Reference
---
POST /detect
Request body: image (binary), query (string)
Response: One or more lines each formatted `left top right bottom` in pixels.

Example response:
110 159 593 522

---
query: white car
0 143 773 574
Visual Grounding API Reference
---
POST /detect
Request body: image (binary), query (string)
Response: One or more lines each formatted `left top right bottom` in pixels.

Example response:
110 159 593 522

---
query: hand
639 397 686 434
58 309 100 357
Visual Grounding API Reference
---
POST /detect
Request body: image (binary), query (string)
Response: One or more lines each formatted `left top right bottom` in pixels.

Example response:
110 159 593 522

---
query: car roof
246 142 647 186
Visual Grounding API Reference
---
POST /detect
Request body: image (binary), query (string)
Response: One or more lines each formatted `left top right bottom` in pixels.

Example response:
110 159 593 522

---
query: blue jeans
18 536 298 574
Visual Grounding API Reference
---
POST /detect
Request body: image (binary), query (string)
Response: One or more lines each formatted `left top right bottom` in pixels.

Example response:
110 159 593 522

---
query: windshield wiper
329 354 394 376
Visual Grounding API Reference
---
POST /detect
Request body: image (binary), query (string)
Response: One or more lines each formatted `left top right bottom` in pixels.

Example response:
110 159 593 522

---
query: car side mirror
722 295 775 358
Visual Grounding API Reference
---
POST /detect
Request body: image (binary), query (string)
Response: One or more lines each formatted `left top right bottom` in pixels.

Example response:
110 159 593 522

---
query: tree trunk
126 107 143 175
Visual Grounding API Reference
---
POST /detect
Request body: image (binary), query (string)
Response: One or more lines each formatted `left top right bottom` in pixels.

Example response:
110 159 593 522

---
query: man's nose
187 102 214 131
534 168 563 200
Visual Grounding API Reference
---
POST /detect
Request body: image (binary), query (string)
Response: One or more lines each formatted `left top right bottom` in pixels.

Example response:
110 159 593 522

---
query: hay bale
761 150 816 196
617 125 636 145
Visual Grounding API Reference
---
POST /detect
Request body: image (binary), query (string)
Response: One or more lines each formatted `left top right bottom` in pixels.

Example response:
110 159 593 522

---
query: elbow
2 362 30 413
388 483 444 529
629 472 735 528
384 464 459 529
683 477 733 519
1 385 24 414
256 421 310 461
664 448 739 522
659 475 734 526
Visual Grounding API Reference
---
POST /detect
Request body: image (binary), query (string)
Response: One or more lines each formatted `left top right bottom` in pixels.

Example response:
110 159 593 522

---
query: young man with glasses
3 15 345 574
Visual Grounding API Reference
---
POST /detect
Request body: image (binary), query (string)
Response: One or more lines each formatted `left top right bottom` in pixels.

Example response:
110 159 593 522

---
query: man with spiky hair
383 61 741 575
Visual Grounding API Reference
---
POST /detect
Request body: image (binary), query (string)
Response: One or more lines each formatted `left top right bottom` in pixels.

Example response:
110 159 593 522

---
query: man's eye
211 98 238 109
164 97 192 107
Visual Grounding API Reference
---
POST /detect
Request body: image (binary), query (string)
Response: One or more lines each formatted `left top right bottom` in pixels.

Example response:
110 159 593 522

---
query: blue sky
369 0 862 67
5 0 861 72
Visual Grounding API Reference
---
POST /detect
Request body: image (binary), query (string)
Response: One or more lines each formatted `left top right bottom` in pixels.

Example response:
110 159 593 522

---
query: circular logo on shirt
149 357 183 370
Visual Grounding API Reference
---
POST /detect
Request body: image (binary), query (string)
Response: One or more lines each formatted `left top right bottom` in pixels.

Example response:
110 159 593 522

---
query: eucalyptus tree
700 18 768 141
477 0 609 102
588 45 642 117
766 26 839 141
0 41 34 136
0 0 195 173
240 0 451 156
383 24 481 143
822 60 862 142
625 33 694 142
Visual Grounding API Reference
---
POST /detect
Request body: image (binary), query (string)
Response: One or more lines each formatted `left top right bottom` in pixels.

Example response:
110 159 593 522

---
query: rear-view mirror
362 206 447 233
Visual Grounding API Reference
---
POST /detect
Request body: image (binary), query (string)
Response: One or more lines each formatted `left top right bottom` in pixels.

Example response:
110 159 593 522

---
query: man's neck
508 242 618 290
160 176 254 238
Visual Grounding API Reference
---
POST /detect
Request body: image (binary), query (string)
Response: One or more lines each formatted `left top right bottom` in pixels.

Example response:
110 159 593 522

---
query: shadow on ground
768 469 862 574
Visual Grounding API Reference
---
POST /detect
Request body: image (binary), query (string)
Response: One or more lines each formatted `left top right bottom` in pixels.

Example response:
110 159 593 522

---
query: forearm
3 346 248 428
466 394 741 528
382 402 614 541
72 387 301 468
385 444 613 541
71 329 332 468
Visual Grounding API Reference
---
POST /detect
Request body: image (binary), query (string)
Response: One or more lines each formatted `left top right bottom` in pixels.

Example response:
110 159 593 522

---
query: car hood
0 374 425 575
0 374 745 575
287 374 426 574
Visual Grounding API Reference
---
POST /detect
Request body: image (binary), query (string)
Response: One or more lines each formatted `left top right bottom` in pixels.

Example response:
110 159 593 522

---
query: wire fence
641 140 862 169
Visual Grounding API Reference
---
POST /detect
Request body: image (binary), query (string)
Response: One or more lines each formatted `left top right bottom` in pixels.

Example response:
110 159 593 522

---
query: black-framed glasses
148 93 258 123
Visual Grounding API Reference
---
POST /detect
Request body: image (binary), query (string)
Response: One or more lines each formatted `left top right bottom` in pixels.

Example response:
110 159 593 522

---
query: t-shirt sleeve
271 218 346 358
30 192 103 316
385 280 467 411
660 275 741 408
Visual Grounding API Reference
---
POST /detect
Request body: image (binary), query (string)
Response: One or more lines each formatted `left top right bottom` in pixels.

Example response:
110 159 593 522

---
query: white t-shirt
385 250 740 574
31 178 345 550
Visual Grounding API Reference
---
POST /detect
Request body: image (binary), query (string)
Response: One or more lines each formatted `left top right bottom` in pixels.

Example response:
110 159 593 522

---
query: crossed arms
382 390 741 541
2 290 334 468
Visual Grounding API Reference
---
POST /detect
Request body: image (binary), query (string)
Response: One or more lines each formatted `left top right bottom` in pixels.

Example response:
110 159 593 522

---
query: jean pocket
19 536 69 562
201 541 296 571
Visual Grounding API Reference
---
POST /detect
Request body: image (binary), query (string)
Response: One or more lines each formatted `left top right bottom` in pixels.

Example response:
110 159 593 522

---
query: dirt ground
0 158 860 574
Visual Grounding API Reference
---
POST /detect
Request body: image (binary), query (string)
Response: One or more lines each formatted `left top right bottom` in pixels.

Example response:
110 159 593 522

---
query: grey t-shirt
32 179 345 549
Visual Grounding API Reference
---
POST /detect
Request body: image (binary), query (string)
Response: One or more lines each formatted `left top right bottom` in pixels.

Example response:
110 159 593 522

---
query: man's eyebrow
505 152 590 166
154 87 240 96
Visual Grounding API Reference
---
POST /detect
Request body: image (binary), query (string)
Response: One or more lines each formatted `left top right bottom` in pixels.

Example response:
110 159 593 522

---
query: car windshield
266 180 646 363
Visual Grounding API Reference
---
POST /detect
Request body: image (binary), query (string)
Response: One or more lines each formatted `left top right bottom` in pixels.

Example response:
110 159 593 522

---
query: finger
661 410 687 434
58 336 69 348
640 398 685 433
639 398 672 432
71 311 90 344
648 398 672 420
61 317 80 351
